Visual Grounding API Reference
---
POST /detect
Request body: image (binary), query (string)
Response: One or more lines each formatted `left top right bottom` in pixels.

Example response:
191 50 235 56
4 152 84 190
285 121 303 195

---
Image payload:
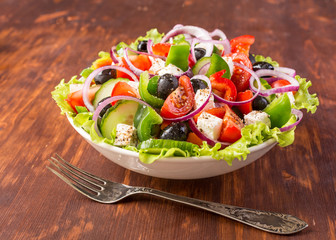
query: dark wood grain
0 0 335 239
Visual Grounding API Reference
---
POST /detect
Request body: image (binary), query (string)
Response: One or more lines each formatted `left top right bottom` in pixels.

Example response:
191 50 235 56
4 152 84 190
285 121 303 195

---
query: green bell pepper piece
139 72 164 108
264 93 292 128
206 53 231 78
136 106 163 142
165 44 190 71
147 75 159 96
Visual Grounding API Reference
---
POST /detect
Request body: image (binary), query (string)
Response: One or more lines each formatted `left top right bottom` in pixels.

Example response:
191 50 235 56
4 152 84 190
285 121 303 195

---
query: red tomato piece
65 86 99 113
228 52 253 93
210 70 237 101
230 35 255 56
116 54 152 80
271 79 297 95
152 43 171 57
160 75 195 118
187 132 204 146
111 81 139 98
236 90 253 115
219 105 244 143
193 107 227 123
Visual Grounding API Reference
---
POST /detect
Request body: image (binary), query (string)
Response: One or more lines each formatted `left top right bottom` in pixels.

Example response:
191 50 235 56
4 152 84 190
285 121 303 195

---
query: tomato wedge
187 132 203 146
219 105 244 143
228 52 253 93
271 79 297 95
193 106 226 123
111 81 139 98
160 75 195 118
116 54 152 80
236 90 253 115
65 86 99 113
230 35 255 56
210 70 237 101
152 43 171 57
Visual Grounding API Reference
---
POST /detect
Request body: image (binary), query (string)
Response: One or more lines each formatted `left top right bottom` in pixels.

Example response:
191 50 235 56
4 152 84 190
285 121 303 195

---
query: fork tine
46 166 100 201
48 158 101 193
50 156 104 189
54 153 107 183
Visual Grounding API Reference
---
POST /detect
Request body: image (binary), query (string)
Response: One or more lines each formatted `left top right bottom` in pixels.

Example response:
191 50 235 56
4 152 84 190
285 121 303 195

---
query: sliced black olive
94 69 117 84
194 48 206 61
252 61 274 72
159 122 189 141
231 107 244 119
249 53 256 64
97 97 112 118
190 78 208 93
252 96 269 110
157 74 179 99
137 40 148 52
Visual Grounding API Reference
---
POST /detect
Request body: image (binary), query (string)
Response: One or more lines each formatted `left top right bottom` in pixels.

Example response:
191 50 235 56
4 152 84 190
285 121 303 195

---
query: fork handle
132 187 307 235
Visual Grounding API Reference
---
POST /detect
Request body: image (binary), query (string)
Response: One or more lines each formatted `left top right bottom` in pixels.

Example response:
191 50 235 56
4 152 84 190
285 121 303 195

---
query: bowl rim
68 115 277 164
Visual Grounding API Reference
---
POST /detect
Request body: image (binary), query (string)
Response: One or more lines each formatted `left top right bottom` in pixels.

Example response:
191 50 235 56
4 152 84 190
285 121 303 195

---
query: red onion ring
127 47 166 60
190 38 229 63
211 62 261 106
161 75 212 122
109 46 119 64
188 118 231 148
161 25 213 58
209 29 231 55
92 96 153 137
279 109 303 132
250 69 300 97
274 66 296 77
198 62 210 75
124 48 144 76
82 65 138 112
147 39 154 54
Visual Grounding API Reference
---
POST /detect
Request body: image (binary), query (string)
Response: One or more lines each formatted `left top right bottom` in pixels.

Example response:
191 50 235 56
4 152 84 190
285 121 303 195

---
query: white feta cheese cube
197 112 223 140
244 111 271 127
158 64 184 76
194 88 215 110
148 56 166 75
114 124 137 146
222 56 234 76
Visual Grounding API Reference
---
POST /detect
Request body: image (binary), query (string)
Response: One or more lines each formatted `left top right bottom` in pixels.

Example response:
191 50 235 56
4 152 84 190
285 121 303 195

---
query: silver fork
47 154 308 235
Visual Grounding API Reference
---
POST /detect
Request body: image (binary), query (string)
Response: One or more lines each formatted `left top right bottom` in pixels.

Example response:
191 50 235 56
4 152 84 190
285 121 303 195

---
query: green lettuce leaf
138 139 199 164
116 28 164 57
293 75 319 113
51 76 85 116
254 55 279 67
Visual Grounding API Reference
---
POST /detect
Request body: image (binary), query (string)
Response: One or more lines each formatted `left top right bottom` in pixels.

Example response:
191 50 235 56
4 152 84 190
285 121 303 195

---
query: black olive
252 61 274 72
159 122 189 141
157 74 179 99
94 69 117 84
249 53 256 64
137 40 148 52
194 48 206 61
231 107 244 119
191 78 208 93
252 96 269 110
97 97 112 118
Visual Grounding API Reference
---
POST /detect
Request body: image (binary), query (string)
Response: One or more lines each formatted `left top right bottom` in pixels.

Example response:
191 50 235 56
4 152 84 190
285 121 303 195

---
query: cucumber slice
100 100 139 139
192 57 211 75
92 78 129 108
192 54 231 78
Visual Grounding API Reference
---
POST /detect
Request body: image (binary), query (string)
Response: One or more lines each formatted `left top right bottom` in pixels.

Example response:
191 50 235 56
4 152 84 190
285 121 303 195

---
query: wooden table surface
1 0 335 239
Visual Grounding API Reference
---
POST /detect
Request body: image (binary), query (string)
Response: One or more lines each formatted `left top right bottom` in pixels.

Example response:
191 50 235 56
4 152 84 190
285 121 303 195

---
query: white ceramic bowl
68 116 277 179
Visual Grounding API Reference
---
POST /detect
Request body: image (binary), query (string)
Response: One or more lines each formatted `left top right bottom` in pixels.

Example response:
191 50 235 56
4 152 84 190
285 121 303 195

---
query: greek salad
52 25 319 164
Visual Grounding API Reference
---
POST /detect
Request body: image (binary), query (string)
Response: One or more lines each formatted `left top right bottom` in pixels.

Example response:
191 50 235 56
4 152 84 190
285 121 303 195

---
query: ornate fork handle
131 187 307 235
